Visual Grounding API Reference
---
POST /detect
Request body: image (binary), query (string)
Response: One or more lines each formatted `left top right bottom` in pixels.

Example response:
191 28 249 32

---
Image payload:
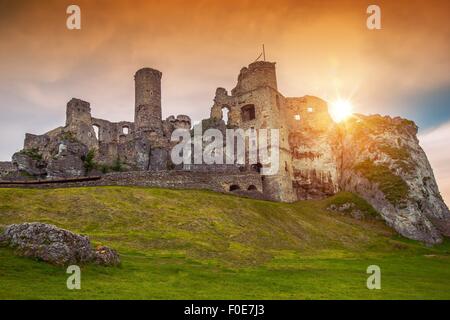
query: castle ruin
1 60 449 244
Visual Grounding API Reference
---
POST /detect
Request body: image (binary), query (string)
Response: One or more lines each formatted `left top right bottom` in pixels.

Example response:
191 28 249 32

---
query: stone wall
4 60 449 244
208 62 296 202
231 61 278 95
284 96 340 199
91 117 135 144
0 170 264 199
0 161 15 178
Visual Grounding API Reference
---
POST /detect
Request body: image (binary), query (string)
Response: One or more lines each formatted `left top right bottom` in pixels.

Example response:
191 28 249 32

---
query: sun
330 99 353 122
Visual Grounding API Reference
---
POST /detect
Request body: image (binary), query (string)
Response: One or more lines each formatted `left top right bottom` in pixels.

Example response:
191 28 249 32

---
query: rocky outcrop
12 150 47 177
0 223 120 266
47 140 88 178
1 63 448 245
285 96 341 200
327 202 381 220
340 115 450 244
0 161 15 178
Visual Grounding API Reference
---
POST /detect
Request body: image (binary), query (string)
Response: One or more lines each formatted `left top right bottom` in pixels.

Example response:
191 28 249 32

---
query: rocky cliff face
340 114 450 244
8 131 89 179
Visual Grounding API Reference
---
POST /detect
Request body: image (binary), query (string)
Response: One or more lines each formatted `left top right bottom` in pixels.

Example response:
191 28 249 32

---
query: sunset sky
0 0 449 203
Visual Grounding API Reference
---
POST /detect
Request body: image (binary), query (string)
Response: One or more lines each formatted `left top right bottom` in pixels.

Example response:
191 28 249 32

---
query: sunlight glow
330 99 353 122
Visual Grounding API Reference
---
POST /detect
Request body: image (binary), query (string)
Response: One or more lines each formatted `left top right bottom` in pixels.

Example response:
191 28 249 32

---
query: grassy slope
0 187 449 299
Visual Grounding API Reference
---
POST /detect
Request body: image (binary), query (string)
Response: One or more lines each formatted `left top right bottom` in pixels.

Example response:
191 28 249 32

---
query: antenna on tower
253 44 266 62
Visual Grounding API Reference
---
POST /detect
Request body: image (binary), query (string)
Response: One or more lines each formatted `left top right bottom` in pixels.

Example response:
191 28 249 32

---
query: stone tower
134 68 162 133
231 61 278 95
209 61 296 202
65 98 97 149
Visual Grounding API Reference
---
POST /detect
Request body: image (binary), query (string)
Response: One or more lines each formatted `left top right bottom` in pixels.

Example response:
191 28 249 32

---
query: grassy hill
0 186 449 299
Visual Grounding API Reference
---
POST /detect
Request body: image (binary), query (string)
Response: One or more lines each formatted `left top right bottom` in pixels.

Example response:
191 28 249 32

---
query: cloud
0 0 449 162
419 122 450 207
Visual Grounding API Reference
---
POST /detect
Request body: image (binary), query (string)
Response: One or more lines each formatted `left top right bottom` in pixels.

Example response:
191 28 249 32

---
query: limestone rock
93 245 121 266
3 63 449 245
326 202 375 220
0 223 120 266
340 115 450 244
0 161 17 178
46 141 88 178
12 150 47 177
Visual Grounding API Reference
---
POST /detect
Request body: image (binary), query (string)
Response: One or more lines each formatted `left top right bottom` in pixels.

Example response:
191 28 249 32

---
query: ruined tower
65 98 97 149
231 61 278 95
134 68 162 133
209 61 296 202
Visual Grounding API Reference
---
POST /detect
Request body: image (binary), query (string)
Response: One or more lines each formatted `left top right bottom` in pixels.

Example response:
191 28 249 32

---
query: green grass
0 187 449 299
378 144 415 174
378 145 410 162
354 160 410 205
19 148 43 161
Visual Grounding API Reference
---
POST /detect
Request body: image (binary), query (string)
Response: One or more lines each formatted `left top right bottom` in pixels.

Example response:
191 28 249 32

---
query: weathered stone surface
0 161 15 178
47 141 88 178
2 62 449 244
326 203 380 221
12 151 47 177
93 245 120 266
0 171 264 198
0 222 120 266
340 115 450 244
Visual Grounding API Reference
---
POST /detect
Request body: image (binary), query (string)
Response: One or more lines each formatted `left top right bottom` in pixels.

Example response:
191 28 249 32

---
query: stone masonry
1 60 449 244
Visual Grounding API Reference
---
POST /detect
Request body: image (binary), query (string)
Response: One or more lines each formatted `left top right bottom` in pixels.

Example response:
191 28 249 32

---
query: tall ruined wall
231 61 278 95
91 117 136 167
209 61 295 202
66 98 98 150
3 61 449 244
91 118 134 144
284 96 340 199
340 114 450 243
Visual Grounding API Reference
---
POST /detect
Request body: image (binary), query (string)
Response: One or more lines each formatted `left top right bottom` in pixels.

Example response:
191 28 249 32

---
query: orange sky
1 0 449 120
0 0 449 202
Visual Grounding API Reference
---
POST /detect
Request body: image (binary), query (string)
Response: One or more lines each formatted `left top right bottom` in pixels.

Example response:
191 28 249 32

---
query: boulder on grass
0 222 120 266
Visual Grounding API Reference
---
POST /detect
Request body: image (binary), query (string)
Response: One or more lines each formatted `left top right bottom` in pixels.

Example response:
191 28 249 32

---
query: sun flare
330 99 353 122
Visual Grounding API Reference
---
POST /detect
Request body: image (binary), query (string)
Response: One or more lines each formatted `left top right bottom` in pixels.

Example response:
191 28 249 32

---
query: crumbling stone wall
0 171 264 198
284 96 340 199
209 61 295 202
66 98 98 150
2 59 449 243
8 65 192 178
91 118 134 144
0 161 15 178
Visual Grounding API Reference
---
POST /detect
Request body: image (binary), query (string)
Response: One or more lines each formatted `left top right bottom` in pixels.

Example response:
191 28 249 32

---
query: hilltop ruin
0 60 449 244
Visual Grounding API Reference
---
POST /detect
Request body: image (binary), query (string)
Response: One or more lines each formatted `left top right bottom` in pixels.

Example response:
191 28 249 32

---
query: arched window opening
222 107 230 125
93 125 100 140
229 184 240 191
247 185 257 191
122 126 129 135
241 104 256 122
